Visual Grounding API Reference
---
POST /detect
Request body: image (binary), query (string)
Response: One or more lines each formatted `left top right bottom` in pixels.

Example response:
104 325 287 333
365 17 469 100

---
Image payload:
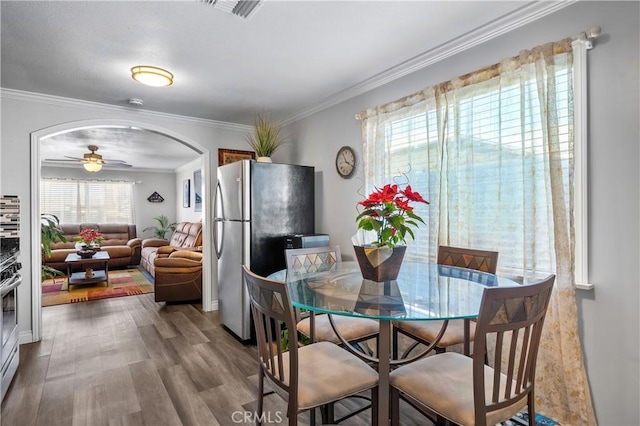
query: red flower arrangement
75 228 104 247
356 183 429 249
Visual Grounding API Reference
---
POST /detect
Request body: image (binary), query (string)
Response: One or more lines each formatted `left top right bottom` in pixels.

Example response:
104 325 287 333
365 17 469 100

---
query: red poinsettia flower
402 185 429 204
356 180 429 248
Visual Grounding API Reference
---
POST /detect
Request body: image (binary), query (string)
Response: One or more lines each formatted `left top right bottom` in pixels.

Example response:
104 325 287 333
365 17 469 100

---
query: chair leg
309 407 316 425
257 368 264 426
289 412 298 426
392 327 399 359
372 386 379 426
390 386 399 426
528 390 536 426
320 402 335 424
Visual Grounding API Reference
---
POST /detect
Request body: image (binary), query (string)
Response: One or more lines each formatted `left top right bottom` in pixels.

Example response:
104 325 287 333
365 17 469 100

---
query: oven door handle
1 274 22 296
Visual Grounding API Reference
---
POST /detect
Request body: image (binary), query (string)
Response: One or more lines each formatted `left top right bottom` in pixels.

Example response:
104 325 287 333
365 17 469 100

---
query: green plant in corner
245 112 287 159
41 213 66 282
143 214 177 240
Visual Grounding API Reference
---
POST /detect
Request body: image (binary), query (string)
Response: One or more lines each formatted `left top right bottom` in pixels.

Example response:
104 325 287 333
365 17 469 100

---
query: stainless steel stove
0 196 21 401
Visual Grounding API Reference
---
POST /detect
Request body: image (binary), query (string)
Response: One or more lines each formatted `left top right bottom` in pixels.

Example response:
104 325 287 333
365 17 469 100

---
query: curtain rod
572 26 601 43
355 25 602 121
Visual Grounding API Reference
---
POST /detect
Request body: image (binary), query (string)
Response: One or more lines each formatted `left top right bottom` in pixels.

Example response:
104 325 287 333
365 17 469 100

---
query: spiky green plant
143 214 177 239
245 113 287 158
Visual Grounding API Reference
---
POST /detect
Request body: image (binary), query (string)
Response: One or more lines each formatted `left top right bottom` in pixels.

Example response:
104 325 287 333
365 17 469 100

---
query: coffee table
63 251 110 291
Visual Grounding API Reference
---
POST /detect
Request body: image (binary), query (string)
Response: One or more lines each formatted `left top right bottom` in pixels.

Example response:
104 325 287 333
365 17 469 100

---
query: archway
30 119 213 341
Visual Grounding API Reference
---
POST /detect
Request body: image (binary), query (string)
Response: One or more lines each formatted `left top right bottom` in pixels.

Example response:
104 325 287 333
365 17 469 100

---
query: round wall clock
335 146 356 179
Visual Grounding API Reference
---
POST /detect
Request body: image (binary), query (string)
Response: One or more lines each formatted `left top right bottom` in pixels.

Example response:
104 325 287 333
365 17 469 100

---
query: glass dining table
268 260 520 426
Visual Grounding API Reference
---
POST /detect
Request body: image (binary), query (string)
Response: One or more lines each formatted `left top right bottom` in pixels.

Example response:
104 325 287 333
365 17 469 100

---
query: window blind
362 47 573 278
40 179 135 224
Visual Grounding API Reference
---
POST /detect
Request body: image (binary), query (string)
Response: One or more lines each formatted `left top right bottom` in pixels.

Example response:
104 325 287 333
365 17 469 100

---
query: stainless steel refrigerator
214 160 315 341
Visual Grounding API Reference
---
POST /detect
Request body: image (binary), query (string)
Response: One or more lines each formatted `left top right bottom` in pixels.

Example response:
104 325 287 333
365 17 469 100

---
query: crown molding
0 88 252 132
282 0 577 126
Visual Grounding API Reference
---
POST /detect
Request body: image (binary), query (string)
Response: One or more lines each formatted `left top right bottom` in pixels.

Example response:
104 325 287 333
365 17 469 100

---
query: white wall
1 93 251 343
41 165 177 238
175 158 204 224
283 2 639 424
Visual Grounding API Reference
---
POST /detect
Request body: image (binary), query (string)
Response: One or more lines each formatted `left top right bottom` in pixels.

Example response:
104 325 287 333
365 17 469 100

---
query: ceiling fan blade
103 159 129 164
45 158 82 162
103 162 132 168
63 156 85 161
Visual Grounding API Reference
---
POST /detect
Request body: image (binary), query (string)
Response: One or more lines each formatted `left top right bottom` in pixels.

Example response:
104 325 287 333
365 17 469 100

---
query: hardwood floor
1 293 430 425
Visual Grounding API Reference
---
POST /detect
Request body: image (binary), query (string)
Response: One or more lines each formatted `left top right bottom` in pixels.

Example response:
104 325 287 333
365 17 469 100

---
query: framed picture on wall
183 179 190 208
218 148 255 166
193 170 202 212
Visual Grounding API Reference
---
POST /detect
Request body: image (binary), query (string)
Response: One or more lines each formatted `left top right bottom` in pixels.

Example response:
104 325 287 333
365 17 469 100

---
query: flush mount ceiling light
131 65 173 87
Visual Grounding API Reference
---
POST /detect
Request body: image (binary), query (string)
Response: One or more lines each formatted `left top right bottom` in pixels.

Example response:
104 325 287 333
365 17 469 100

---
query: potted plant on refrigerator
244 112 287 162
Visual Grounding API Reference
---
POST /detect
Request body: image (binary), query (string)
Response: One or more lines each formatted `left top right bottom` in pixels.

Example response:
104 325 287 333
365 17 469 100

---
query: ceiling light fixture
131 65 174 87
83 145 104 172
84 160 102 173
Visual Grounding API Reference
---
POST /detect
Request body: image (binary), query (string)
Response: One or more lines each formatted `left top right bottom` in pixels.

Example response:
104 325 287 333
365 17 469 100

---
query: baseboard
19 330 34 345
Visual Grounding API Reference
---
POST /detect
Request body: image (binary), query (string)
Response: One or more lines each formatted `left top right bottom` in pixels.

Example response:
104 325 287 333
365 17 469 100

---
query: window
360 38 587 282
40 178 135 223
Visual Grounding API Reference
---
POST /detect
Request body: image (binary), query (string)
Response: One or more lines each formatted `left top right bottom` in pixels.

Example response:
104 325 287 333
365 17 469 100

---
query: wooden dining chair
285 246 379 348
390 274 555 426
243 266 379 426
392 245 499 358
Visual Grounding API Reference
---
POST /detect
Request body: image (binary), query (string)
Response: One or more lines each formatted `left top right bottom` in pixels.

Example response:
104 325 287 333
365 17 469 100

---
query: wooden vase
353 245 406 282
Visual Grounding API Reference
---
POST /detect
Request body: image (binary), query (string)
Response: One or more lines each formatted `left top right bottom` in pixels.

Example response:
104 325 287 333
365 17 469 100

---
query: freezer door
216 160 250 221
249 162 315 276
217 220 251 341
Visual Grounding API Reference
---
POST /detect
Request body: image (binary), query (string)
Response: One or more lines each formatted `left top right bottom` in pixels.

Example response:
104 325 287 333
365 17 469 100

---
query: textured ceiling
2 1 568 170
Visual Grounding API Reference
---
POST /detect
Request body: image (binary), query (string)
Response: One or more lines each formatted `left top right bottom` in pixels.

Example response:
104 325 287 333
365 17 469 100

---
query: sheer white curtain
359 38 595 424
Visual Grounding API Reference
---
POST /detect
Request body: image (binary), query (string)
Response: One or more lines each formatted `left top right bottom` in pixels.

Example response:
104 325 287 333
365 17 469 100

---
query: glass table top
268 261 520 321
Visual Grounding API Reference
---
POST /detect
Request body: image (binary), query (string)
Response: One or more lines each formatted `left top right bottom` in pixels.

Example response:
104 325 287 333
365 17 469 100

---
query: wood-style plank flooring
1 293 430 425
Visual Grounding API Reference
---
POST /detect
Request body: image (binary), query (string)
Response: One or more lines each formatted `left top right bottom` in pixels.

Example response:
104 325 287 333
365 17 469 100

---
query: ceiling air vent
200 0 264 20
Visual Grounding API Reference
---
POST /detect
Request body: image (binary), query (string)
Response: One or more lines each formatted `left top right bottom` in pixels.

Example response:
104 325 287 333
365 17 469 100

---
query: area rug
42 267 154 307
508 412 560 425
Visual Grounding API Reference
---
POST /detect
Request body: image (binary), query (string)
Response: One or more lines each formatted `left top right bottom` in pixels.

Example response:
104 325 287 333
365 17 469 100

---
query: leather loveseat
140 221 203 302
44 223 142 271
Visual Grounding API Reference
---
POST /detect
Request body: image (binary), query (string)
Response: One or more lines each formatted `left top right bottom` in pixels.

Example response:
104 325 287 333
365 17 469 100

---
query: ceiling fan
45 145 133 172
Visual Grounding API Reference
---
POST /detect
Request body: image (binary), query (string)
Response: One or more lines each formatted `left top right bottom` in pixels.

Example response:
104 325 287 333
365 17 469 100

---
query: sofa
140 221 203 302
44 223 142 271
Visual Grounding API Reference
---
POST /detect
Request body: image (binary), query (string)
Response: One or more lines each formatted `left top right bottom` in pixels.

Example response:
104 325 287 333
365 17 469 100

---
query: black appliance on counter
0 196 21 401
284 233 330 250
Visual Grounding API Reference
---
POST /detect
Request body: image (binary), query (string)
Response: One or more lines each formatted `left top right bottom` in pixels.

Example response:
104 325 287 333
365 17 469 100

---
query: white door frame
30 118 213 342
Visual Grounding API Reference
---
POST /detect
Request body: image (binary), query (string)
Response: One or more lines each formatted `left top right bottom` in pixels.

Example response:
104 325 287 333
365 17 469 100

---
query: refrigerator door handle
214 181 224 259
214 220 224 259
